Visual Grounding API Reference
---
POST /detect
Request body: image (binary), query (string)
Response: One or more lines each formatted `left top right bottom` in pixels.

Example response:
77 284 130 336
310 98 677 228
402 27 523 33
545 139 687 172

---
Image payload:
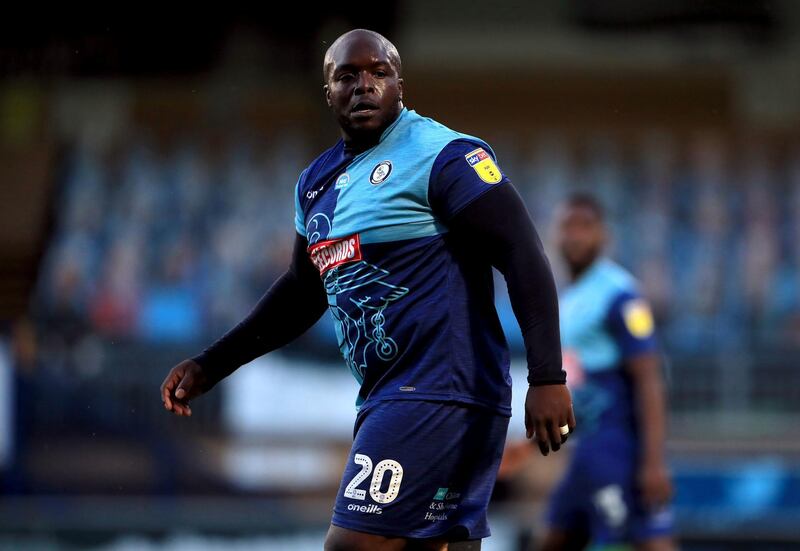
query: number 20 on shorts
343 453 404 504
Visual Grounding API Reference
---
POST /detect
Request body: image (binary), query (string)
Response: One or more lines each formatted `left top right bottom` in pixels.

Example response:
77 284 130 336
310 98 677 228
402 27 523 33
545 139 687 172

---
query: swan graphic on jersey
306 213 332 246
323 261 409 382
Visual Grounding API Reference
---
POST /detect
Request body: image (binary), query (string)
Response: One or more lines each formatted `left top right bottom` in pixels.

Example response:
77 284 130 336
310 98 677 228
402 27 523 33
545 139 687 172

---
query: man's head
555 193 607 276
322 29 404 143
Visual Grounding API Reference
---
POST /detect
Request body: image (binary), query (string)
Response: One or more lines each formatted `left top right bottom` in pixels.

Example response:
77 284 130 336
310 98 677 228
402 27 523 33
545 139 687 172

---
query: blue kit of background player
542 195 675 550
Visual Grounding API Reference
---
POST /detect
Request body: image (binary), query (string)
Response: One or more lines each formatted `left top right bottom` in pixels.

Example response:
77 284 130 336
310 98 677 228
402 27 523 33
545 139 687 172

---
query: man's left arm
607 293 673 507
627 354 673 508
429 140 575 455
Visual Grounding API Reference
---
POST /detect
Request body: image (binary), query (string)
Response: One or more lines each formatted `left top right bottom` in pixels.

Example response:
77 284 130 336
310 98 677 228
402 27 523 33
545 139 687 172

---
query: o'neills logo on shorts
308 234 362 274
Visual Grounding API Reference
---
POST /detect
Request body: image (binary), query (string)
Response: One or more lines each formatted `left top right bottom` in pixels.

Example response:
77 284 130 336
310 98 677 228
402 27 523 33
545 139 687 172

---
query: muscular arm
191 233 328 389
448 183 572 454
448 183 565 386
428 141 572 453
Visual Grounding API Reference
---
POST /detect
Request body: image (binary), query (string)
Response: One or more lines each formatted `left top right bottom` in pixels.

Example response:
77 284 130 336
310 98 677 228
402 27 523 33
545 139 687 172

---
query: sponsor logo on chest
308 234 362 274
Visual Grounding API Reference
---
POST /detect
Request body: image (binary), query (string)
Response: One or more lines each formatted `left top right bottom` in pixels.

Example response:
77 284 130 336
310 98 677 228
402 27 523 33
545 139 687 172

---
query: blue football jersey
559 258 658 436
294 108 512 414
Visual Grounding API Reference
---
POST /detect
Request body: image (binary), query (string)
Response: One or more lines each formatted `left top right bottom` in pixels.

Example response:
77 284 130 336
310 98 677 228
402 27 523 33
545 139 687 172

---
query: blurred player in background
539 194 675 551
159 29 574 550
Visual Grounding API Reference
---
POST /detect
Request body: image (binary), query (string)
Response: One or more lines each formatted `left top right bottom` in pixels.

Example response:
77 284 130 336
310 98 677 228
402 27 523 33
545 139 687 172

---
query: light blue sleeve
294 171 307 237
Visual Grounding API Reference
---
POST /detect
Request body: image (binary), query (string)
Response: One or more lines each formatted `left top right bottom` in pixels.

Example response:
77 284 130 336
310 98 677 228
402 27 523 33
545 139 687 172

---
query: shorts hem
359 393 511 417
330 516 489 541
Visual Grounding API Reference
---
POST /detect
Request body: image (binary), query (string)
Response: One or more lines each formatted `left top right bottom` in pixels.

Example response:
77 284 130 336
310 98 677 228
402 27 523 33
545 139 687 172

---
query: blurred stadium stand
2 2 800 549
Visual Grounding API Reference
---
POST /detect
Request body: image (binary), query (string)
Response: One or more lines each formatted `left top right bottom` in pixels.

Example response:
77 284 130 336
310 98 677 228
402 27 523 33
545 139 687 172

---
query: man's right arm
160 232 328 415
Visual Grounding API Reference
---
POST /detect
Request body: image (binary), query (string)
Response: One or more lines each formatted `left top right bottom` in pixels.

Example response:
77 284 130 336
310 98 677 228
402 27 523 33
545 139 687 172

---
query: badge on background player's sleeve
622 299 654 338
464 147 503 184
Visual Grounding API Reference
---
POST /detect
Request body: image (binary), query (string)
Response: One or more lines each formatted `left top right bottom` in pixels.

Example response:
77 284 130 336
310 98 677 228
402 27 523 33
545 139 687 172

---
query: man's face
324 34 403 140
556 204 605 271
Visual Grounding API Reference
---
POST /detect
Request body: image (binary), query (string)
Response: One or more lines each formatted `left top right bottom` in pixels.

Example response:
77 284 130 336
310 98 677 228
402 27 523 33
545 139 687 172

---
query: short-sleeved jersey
294 108 513 415
559 258 657 437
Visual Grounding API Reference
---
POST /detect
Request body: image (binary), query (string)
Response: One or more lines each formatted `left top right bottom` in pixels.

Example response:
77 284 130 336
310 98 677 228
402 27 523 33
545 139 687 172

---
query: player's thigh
538 528 590 551
633 536 676 551
324 524 448 550
324 524 405 551
324 525 481 550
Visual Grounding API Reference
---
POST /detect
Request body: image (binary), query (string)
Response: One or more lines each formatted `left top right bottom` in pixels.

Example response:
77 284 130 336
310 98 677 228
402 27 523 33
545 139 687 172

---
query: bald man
160 29 574 551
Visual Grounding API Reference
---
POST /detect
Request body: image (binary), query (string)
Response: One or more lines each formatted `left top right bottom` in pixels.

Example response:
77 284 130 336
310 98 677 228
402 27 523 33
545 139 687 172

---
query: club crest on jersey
335 172 350 189
308 234 362 274
465 147 502 184
370 160 392 185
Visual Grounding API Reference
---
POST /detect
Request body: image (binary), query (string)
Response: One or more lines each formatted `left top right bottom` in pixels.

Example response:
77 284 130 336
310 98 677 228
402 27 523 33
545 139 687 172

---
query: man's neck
341 107 403 154
569 255 601 282
343 133 381 155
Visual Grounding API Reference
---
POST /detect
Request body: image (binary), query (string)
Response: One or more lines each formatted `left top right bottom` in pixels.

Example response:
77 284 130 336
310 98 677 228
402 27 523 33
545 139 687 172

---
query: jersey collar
348 107 409 162
571 256 608 288
378 106 408 143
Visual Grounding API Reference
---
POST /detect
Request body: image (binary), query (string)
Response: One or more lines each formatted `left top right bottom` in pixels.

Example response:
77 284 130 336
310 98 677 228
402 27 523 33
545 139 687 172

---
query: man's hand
638 459 673 508
160 359 209 417
525 384 576 456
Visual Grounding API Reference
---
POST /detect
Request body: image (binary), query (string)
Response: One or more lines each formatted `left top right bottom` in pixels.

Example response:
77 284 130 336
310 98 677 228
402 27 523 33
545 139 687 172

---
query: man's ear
397 78 404 103
323 84 332 107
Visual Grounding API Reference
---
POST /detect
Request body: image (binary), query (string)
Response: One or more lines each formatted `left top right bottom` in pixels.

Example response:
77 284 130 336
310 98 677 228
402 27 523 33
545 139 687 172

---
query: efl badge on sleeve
623 299 655 338
465 147 502 184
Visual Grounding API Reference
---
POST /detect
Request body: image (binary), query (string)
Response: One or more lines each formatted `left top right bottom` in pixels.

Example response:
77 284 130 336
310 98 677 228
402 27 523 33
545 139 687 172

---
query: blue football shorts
331 399 510 541
546 430 674 544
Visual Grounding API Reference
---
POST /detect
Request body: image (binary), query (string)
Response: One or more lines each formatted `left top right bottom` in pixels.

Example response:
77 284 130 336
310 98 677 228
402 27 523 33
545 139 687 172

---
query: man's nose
354 71 376 94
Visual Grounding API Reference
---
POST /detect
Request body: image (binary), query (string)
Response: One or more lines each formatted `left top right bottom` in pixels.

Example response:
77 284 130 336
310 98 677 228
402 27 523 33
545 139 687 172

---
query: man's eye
339 74 354 82
375 71 386 78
